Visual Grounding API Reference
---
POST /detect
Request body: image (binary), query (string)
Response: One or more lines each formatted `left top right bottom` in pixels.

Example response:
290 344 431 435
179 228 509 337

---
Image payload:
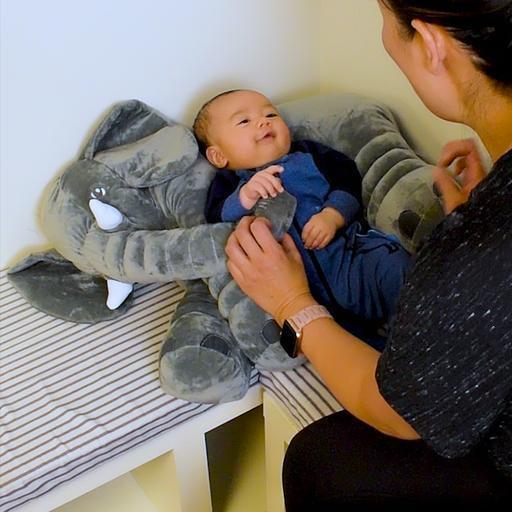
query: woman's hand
225 216 316 325
433 138 487 214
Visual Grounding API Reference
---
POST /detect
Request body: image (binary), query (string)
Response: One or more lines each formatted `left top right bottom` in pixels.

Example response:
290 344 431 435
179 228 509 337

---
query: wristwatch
280 305 333 358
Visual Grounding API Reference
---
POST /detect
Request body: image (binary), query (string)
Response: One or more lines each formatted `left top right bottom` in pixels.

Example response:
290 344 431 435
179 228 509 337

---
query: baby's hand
302 207 345 250
239 165 284 209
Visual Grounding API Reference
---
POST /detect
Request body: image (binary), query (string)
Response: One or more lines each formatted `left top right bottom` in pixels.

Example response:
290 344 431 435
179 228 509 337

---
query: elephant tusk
106 279 134 310
89 199 124 230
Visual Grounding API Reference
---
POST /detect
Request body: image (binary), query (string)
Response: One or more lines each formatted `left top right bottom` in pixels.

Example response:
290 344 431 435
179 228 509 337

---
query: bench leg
172 435 213 512
131 433 212 512
263 391 300 512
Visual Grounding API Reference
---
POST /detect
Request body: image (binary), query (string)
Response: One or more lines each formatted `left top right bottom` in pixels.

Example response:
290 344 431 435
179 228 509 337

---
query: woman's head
381 1 512 88
381 1 512 90
378 0 512 122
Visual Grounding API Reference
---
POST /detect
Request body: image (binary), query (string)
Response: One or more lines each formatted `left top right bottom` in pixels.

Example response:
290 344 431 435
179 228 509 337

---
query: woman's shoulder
385 154 512 364
376 155 512 461
472 147 512 202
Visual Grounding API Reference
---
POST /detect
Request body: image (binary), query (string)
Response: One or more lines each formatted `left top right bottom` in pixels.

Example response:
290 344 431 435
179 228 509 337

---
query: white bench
0 273 341 512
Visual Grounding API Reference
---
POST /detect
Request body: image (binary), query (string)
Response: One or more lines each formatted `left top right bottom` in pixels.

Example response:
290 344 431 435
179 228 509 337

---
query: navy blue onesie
206 140 412 348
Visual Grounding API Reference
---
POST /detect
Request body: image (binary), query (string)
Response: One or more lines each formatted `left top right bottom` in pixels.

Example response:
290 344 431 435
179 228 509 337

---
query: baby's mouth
258 130 275 142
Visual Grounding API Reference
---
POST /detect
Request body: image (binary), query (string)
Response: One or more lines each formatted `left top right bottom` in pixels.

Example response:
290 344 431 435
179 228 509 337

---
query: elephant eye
91 186 106 199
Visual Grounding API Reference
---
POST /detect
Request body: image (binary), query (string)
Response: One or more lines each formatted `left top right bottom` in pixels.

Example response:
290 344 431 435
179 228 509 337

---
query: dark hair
193 89 244 155
382 0 512 90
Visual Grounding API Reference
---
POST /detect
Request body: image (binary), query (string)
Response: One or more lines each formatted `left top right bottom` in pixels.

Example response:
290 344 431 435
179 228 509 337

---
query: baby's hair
193 89 245 156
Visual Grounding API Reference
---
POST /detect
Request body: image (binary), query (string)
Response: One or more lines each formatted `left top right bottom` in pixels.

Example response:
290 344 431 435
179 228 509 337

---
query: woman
225 0 512 506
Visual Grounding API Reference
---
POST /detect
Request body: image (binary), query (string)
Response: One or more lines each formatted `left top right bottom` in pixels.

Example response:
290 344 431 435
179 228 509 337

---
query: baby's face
206 90 291 170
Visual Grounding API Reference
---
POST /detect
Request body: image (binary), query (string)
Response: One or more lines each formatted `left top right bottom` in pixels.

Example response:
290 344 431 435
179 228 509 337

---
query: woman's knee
282 424 322 511
282 425 311 485
282 413 352 492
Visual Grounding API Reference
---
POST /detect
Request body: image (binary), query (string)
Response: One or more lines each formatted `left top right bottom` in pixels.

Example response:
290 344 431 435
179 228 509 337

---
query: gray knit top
376 149 512 479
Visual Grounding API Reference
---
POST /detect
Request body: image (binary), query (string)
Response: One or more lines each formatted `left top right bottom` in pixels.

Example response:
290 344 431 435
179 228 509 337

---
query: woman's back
377 148 512 478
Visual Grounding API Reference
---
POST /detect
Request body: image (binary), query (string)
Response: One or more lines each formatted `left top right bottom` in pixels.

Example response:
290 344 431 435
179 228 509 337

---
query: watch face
280 320 300 358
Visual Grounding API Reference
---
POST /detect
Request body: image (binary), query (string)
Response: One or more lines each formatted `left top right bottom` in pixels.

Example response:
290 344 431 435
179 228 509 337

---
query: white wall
0 0 323 267
1 0 480 268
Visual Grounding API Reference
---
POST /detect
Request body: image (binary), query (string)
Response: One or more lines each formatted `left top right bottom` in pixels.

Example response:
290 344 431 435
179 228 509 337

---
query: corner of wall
314 0 472 162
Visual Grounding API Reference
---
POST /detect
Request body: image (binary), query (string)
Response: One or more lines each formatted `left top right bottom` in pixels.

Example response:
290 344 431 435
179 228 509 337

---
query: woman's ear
206 146 228 168
411 19 447 73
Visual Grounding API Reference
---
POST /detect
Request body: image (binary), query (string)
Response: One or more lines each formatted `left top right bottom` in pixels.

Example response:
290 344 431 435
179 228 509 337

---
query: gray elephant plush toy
7 92 444 404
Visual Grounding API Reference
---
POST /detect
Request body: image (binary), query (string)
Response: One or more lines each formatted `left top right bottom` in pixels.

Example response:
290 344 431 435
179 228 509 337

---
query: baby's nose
258 116 271 127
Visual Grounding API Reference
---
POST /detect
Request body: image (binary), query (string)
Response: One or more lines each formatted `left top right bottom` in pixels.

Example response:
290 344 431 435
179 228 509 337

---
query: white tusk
89 199 124 230
106 279 134 310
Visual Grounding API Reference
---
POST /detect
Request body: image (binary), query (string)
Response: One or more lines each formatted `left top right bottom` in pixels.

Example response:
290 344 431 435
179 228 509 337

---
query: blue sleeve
323 190 361 225
221 185 252 222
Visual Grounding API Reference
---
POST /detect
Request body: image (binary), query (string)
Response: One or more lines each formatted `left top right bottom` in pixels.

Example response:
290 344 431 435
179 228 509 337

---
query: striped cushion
260 366 343 429
0 270 340 511
0 273 258 511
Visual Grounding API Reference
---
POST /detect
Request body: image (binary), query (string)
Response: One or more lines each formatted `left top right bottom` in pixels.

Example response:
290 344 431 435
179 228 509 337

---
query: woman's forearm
297 316 420 440
225 217 419 440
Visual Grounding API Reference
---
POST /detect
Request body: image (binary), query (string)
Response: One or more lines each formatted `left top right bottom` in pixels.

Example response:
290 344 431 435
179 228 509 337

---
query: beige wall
317 0 474 163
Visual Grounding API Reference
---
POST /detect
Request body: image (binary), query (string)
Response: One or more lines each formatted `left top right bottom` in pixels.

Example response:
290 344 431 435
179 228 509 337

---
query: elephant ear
81 99 199 188
7 250 132 323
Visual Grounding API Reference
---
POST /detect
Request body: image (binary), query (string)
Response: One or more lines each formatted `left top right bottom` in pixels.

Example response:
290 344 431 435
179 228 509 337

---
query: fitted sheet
0 271 339 511
0 274 259 511
260 364 343 430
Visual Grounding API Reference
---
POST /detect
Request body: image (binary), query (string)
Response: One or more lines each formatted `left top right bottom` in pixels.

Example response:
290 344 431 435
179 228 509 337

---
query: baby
194 89 411 348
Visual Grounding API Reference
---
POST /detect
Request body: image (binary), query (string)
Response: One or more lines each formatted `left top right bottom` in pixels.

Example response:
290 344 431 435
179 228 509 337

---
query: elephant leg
159 280 252 404
7 250 133 323
218 281 305 371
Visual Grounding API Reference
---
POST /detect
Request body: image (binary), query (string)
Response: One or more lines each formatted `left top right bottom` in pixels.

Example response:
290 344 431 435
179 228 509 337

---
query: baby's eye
236 119 249 125
266 113 278 118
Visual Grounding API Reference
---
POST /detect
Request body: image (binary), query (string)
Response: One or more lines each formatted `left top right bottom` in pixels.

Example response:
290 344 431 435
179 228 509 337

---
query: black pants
282 411 511 510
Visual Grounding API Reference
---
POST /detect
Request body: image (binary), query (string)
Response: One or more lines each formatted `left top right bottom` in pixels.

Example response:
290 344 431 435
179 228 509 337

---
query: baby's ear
206 146 228 168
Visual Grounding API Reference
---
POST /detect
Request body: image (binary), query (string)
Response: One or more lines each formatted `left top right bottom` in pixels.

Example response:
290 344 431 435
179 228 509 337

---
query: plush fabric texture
7 92 444 404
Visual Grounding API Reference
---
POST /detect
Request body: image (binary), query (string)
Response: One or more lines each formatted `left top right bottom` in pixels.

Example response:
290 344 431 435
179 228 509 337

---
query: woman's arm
226 216 419 440
295 315 418 439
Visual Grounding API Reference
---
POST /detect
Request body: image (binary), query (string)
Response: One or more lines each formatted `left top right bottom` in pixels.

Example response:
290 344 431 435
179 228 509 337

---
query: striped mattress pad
0 270 341 511
260 365 343 430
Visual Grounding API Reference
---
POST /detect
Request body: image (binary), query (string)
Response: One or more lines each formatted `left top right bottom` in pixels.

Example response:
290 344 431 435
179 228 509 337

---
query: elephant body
7 93 443 403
